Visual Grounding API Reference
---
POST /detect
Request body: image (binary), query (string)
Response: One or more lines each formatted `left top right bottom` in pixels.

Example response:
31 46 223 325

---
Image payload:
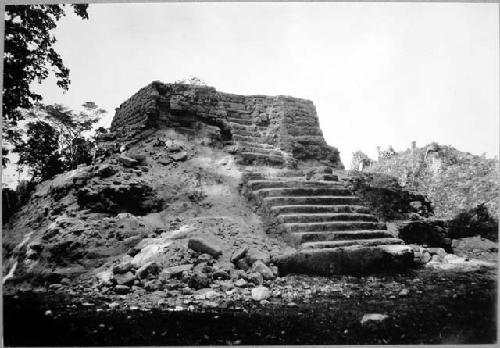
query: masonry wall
110 84 158 139
110 81 343 167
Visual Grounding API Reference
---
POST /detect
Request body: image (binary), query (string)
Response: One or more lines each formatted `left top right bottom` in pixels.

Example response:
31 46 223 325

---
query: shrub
448 204 498 241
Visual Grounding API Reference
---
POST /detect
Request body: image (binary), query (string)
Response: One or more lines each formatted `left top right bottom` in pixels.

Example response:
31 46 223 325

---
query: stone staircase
241 169 414 275
224 112 290 167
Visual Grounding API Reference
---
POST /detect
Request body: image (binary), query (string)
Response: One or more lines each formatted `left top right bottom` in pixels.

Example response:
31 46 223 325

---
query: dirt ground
3 264 496 346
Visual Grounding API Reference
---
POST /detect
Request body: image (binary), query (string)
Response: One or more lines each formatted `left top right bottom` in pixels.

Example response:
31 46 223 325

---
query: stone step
247 179 343 191
301 238 404 249
226 111 252 119
273 170 307 177
227 122 256 131
227 117 253 126
237 152 286 166
270 205 371 215
253 187 352 199
294 135 326 145
262 196 360 207
310 174 338 181
236 141 274 149
279 213 378 223
233 134 267 143
240 146 282 156
280 221 386 233
233 128 261 137
274 245 415 275
289 230 394 244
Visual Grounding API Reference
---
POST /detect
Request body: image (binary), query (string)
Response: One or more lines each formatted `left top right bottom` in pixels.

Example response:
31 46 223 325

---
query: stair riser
302 239 404 249
228 123 256 131
236 141 274 149
240 147 282 156
274 245 415 276
234 129 260 137
254 188 352 198
263 197 360 207
281 222 386 233
233 135 272 143
237 156 285 167
248 180 342 191
270 205 371 215
290 231 394 244
227 118 253 126
279 214 378 223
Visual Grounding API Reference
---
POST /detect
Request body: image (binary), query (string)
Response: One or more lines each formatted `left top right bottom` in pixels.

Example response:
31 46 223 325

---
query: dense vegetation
3 4 89 171
361 143 498 241
366 143 498 220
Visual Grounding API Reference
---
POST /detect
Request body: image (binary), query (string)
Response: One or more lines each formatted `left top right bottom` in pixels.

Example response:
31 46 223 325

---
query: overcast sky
29 2 500 167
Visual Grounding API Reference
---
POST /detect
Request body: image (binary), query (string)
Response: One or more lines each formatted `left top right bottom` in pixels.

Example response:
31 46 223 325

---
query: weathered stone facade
110 81 343 167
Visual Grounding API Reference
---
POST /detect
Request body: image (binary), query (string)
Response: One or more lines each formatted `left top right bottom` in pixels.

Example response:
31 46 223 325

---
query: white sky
28 2 500 168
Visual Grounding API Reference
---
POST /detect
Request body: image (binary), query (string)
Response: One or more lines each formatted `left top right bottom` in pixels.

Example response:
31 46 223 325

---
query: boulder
171 151 188 162
113 271 135 286
113 262 135 274
115 285 130 294
135 261 161 279
188 273 211 290
245 248 270 265
128 153 147 165
251 286 271 301
219 280 235 291
235 258 250 271
119 154 139 167
193 262 212 275
188 238 223 258
167 143 182 153
426 247 447 257
247 272 264 285
234 279 248 288
197 253 213 263
97 165 116 178
230 247 248 263
212 270 230 280
162 264 194 278
360 313 389 326
251 260 275 280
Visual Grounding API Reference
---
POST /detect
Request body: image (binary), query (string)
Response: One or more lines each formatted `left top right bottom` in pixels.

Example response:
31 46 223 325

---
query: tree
3 4 89 168
16 120 63 181
3 4 88 123
25 102 104 170
13 102 106 182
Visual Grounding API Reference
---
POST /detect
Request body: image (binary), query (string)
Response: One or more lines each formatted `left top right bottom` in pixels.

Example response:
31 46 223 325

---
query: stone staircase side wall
280 98 343 168
110 84 158 138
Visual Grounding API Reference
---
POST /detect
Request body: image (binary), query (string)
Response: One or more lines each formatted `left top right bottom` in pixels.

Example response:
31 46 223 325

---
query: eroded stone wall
110 81 343 167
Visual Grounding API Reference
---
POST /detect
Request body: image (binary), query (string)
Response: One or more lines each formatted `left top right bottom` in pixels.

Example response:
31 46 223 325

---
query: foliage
13 102 106 183
367 143 499 220
16 121 63 181
448 204 498 242
347 171 433 221
350 150 372 170
174 76 208 86
25 102 104 169
3 4 88 123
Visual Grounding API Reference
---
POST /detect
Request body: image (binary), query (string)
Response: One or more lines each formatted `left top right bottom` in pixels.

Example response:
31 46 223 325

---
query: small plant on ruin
175 76 208 86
